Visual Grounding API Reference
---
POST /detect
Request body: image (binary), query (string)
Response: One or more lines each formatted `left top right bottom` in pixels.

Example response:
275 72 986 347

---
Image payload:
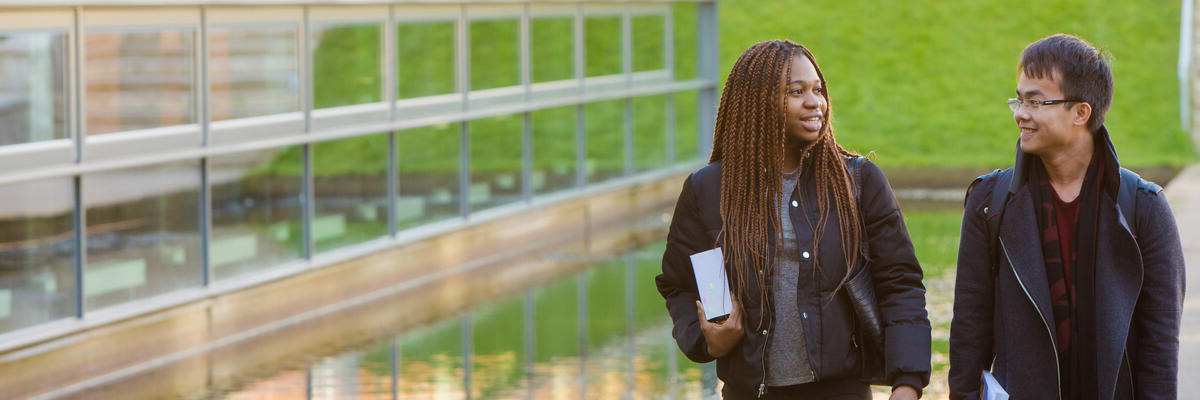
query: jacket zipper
1123 348 1134 398
999 238 1061 396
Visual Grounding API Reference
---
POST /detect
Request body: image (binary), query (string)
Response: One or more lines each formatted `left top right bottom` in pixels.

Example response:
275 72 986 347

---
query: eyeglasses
1007 98 1080 113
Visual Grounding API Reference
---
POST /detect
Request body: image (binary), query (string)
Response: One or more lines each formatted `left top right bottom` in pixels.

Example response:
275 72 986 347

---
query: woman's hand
889 385 918 400
695 299 744 358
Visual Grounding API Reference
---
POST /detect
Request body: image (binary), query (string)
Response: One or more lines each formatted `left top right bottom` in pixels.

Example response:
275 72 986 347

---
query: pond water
194 198 966 400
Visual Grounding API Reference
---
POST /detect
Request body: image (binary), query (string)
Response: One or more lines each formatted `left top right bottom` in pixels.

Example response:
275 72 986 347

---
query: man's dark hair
1019 33 1113 132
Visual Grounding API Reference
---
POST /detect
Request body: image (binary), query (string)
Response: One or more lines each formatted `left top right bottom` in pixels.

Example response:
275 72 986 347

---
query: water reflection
214 241 713 400
208 205 965 400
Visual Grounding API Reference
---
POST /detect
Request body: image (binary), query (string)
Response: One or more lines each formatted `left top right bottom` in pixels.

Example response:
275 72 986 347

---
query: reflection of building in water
220 350 706 399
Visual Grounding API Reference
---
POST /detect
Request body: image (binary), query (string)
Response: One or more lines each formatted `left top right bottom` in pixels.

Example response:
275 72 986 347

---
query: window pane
469 116 523 212
469 18 519 91
585 100 624 184
632 15 665 72
312 24 382 109
675 90 700 163
398 123 460 230
531 17 573 84
531 106 575 195
313 134 389 253
210 147 304 281
633 95 667 172
0 178 75 333
672 3 697 80
85 161 201 311
86 29 195 135
585 16 621 77
396 21 456 99
0 31 68 145
210 26 300 121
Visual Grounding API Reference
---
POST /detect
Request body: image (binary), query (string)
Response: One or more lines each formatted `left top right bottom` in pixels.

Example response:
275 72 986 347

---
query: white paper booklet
981 370 1009 400
690 247 732 321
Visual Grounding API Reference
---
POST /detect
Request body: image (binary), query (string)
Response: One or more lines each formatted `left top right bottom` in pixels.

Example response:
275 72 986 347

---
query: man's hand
890 385 918 400
695 299 744 358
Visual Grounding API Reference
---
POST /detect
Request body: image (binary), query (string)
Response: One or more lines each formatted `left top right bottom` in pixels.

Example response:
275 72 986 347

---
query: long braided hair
710 40 864 320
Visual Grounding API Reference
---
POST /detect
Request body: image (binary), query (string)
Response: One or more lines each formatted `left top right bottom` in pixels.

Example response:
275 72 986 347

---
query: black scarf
1029 148 1102 400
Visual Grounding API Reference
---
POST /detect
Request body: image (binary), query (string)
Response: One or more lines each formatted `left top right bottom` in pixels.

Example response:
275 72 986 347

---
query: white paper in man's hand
690 247 732 322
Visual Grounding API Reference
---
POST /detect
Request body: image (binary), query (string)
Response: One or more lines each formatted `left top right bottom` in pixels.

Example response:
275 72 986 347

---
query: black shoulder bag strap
974 168 1012 277
851 156 868 258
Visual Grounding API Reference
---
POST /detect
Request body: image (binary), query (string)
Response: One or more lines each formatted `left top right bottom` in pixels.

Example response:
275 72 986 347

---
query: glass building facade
0 1 717 343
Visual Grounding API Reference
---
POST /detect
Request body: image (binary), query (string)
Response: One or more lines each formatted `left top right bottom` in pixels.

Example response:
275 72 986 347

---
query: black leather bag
846 156 886 384
845 262 886 384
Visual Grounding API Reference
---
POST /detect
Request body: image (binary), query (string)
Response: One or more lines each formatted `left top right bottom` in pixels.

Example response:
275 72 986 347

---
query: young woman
655 40 931 399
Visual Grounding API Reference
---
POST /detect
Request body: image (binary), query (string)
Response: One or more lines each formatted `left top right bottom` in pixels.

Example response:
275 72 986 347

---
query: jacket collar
1008 124 1122 200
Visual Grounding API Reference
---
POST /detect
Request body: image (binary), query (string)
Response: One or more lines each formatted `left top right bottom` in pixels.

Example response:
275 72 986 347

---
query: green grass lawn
291 1 1195 179
720 0 1196 168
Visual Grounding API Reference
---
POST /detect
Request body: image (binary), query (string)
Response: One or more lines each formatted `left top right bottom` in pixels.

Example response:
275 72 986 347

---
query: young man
949 34 1185 399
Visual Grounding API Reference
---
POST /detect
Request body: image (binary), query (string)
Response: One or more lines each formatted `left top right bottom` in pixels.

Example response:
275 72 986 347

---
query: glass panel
632 15 665 72
85 29 195 135
468 116 523 212
396 21 456 99
675 90 700 163
672 3 697 80
584 16 621 77
210 147 304 281
84 161 201 311
584 259 628 397
0 178 75 333
584 100 624 184
530 17 573 84
312 23 382 109
397 123 461 230
399 319 467 400
532 275 580 397
469 18 519 91
210 25 300 121
469 294 525 398
531 106 575 196
632 95 667 172
313 134 389 253
0 31 68 145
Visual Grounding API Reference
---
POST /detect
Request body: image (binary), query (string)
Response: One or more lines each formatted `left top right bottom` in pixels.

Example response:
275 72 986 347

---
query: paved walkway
1168 164 1200 398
